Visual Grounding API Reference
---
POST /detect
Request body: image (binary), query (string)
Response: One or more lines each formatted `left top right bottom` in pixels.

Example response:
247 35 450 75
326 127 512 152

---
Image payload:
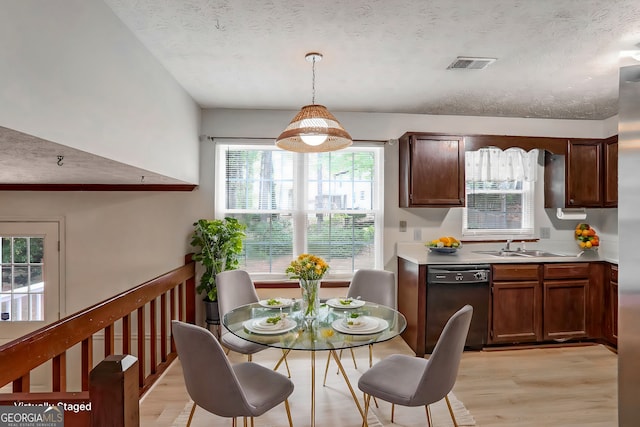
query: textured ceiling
104 0 640 120
5 1 640 186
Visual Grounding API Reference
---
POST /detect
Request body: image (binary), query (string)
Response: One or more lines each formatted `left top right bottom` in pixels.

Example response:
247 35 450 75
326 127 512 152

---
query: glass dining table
223 298 407 427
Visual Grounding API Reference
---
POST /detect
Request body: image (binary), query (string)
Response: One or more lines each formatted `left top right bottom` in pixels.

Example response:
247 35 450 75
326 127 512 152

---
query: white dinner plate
331 316 389 335
326 298 366 309
243 317 297 335
258 298 293 308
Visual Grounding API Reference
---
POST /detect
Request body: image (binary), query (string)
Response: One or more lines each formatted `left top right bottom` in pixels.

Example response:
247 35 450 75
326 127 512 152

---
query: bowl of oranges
426 236 462 254
575 223 599 251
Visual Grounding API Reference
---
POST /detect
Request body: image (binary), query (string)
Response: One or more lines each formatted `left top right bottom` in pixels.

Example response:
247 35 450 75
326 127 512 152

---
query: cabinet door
607 265 618 345
399 134 464 207
491 281 542 343
603 136 618 207
566 140 603 207
543 279 588 340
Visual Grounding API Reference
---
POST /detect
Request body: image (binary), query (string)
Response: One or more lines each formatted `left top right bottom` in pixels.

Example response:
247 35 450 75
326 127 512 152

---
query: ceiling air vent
447 56 496 70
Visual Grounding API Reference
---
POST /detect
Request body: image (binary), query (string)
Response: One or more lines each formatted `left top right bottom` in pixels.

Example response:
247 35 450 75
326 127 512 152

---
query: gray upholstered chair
357 304 473 427
323 269 396 384
217 269 290 375
171 321 294 427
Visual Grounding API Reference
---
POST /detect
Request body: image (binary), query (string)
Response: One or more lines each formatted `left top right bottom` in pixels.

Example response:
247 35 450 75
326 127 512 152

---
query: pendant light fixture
275 52 353 153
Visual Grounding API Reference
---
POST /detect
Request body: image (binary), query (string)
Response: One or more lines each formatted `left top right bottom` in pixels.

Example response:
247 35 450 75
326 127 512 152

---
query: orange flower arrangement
285 254 329 280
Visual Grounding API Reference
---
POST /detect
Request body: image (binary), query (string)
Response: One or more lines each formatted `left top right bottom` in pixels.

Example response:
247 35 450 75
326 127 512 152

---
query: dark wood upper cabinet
399 133 465 207
545 138 610 208
603 135 618 207
567 140 603 207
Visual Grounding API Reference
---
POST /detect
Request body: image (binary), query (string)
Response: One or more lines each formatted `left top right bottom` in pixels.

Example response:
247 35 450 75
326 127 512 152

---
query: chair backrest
171 320 252 417
216 269 260 319
347 269 396 309
413 305 473 405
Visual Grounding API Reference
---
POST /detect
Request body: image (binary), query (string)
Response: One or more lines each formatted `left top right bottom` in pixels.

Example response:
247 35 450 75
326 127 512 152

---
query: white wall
0 0 200 184
203 108 619 271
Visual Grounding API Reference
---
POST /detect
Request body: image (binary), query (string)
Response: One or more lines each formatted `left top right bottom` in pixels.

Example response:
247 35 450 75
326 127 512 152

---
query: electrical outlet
413 228 422 241
540 227 551 239
399 220 407 232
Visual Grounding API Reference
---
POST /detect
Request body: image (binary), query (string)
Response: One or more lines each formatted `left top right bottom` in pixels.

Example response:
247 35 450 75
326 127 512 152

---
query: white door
0 221 60 343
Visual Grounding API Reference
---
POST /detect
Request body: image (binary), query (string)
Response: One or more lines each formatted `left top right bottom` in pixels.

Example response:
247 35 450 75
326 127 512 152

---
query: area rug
171 392 475 427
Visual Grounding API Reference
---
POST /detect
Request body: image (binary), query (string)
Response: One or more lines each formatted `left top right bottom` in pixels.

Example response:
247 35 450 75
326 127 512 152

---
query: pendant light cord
311 56 316 105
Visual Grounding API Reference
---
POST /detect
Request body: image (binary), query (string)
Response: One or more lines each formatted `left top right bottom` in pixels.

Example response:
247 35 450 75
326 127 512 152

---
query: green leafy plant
190 218 246 302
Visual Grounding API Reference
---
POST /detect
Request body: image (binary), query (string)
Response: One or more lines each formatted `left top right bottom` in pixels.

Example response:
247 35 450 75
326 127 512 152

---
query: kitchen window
463 147 538 239
215 141 384 279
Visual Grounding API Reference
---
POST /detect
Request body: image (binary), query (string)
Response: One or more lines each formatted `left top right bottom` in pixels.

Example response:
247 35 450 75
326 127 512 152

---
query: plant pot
204 300 220 323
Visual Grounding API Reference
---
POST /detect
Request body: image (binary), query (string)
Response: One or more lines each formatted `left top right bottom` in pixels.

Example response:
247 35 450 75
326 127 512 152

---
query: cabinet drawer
543 263 589 279
492 264 540 281
611 264 618 282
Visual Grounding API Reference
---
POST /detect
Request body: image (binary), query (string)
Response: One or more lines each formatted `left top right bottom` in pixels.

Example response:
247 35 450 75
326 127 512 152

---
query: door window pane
1 236 46 322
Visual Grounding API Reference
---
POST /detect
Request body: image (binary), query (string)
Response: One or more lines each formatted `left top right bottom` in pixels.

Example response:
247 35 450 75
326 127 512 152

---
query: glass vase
299 278 321 321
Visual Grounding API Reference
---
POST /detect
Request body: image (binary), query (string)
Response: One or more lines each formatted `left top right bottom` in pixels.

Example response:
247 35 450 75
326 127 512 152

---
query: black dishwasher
426 264 490 353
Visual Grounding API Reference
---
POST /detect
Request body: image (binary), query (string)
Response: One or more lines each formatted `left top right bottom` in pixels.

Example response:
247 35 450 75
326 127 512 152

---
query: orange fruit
439 237 452 247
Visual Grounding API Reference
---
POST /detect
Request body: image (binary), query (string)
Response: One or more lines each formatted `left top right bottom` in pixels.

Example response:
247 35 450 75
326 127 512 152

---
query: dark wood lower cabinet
491 280 542 343
490 263 590 345
603 264 618 346
398 258 616 354
543 279 588 340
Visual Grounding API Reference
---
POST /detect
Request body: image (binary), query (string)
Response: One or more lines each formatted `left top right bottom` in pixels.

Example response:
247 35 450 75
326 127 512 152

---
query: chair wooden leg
445 394 459 427
362 393 371 427
231 417 236 427
426 405 433 427
186 402 197 427
243 416 248 427
391 403 395 423
368 344 373 367
250 416 254 427
247 354 252 362
284 398 293 427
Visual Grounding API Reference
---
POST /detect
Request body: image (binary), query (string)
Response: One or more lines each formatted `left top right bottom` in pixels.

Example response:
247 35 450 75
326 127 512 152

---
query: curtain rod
201 135 392 145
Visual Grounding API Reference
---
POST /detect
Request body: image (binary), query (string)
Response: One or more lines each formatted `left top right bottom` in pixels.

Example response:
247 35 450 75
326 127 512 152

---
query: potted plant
190 217 246 321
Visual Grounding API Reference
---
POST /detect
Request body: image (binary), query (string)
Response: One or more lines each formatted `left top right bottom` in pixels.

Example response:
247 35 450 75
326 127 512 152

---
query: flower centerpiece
285 254 329 321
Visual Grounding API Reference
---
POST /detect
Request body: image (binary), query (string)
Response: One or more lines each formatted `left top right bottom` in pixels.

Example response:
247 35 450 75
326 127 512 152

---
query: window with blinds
215 142 384 278
463 148 538 238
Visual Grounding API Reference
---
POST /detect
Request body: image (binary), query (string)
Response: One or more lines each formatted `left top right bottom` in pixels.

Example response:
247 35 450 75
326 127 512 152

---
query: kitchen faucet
504 239 512 251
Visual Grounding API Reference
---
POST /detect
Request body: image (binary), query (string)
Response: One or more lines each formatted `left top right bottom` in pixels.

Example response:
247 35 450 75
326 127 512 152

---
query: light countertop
397 242 618 265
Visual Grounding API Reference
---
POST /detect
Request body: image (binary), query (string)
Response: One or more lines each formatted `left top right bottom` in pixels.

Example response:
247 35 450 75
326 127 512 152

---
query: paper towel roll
556 208 587 220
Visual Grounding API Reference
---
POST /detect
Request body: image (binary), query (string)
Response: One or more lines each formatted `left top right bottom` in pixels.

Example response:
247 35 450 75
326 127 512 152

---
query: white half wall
0 0 200 184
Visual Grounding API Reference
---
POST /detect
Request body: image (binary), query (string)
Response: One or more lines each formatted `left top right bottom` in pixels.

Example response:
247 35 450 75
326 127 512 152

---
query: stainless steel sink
473 250 571 258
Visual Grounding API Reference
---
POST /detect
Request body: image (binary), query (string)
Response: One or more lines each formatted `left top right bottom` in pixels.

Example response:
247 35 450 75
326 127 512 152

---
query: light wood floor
141 288 618 426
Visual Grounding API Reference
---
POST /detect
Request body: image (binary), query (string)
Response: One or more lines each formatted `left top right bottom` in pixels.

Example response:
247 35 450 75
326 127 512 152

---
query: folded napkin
255 314 288 329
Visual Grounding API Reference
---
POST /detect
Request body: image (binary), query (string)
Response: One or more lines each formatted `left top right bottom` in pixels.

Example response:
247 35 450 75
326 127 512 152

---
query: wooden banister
0 255 196 396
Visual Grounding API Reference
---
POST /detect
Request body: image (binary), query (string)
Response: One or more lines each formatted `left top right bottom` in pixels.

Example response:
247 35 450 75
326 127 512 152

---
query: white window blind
215 142 384 278
463 147 538 238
